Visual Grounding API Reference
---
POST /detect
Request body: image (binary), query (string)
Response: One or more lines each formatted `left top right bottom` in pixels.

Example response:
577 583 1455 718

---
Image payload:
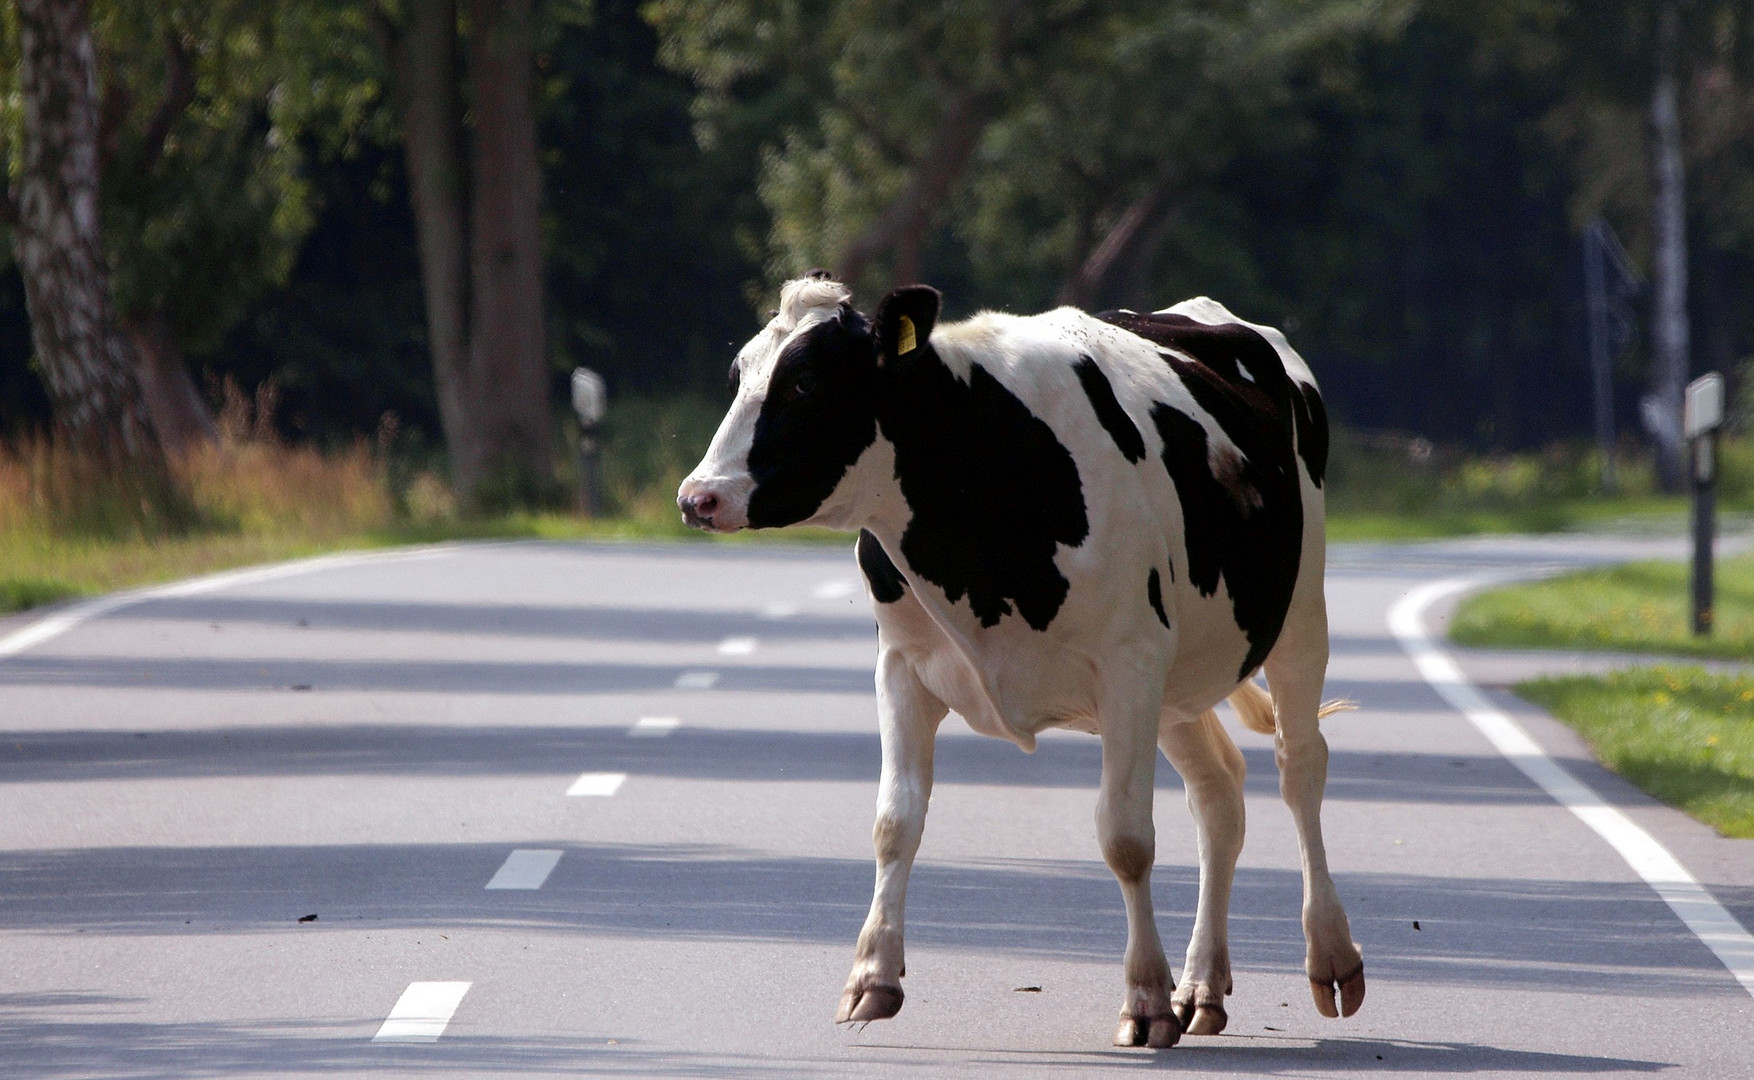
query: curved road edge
1389 575 1754 1000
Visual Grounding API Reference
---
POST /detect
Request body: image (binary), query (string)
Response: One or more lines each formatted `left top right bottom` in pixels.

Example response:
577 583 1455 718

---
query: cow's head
680 275 939 532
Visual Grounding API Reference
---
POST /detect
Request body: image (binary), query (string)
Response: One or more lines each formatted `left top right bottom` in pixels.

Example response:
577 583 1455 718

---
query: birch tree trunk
1647 0 1690 491
11 0 161 468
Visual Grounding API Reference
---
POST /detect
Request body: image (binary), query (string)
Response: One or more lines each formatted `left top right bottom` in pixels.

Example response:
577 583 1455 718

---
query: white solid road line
629 716 680 737
1390 576 1754 1000
0 545 460 661
717 635 757 655
485 849 563 890
372 981 472 1043
566 771 627 797
674 670 718 690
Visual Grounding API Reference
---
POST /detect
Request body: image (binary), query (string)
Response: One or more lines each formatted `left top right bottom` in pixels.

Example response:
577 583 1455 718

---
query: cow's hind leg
1099 668 1180 1049
1263 601 1365 1019
838 647 946 1024
1158 708 1246 1035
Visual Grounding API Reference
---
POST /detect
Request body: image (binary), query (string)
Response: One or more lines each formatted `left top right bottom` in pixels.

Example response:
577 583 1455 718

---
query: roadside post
1684 372 1723 635
571 367 607 517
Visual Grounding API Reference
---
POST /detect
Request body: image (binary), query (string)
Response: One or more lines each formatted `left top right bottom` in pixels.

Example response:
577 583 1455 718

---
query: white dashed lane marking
674 671 718 690
717 635 757 656
566 772 626 797
485 849 563 890
372 981 472 1043
629 716 679 737
760 602 799 619
812 580 857 600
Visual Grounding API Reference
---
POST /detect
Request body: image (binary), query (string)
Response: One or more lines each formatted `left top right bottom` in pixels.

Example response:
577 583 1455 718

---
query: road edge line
1388 575 1754 1001
0 543 462 661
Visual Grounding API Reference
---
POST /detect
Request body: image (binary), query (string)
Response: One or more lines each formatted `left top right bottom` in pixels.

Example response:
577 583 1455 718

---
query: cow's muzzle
678 491 721 531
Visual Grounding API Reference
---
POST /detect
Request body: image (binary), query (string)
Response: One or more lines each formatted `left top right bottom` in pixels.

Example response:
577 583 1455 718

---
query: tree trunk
1647 0 1690 491
465 0 552 504
382 0 483 495
121 313 217 454
11 0 161 468
381 0 552 508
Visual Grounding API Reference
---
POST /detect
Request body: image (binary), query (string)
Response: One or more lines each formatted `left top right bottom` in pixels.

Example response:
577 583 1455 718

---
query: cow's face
678 277 879 531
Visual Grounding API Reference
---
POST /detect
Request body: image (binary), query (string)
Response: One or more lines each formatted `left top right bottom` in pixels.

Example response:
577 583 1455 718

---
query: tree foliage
2 0 1753 464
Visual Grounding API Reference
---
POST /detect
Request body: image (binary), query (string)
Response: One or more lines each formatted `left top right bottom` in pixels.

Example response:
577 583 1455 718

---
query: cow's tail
1228 678 1357 735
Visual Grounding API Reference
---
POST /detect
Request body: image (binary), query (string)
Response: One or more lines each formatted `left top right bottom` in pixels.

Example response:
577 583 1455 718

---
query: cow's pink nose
679 491 720 528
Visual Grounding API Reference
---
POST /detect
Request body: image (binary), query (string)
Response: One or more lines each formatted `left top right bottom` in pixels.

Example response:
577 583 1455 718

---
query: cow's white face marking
678 278 854 531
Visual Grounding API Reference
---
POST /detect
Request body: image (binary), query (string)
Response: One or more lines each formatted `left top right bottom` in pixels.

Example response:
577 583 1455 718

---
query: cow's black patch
875 287 1089 632
1147 567 1170 629
1100 311 1305 680
1291 380 1328 487
746 304 879 528
857 529 907 604
1073 355 1146 463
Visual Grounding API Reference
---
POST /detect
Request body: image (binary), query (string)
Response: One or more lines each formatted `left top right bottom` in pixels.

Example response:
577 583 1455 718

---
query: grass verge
1517 667 1754 838
1449 554 1754 661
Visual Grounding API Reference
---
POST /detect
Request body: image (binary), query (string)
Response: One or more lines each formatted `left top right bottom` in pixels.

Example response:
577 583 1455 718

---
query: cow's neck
801 433 905 534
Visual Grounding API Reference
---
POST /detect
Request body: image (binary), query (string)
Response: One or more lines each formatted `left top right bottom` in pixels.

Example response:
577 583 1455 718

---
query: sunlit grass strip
1518 666 1754 839
1450 555 1754 662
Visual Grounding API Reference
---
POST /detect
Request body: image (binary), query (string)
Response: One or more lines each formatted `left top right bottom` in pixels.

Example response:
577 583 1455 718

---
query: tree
650 0 1415 305
376 0 555 508
1473 0 1754 479
3 0 323 456
2 0 161 467
95 0 318 453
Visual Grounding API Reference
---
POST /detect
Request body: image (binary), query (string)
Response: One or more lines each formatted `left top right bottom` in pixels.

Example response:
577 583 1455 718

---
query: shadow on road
0 840 1738 999
0 720 1603 809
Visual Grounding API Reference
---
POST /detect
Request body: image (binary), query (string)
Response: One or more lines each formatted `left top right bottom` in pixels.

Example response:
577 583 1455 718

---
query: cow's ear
874 285 941 365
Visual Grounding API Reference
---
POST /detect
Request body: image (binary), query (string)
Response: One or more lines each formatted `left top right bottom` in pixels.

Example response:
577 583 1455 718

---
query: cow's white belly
876 580 1253 750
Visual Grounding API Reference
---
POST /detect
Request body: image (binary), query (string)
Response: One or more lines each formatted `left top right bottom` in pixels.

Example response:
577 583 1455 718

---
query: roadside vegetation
1518 667 1754 839
0 391 828 617
1454 550 1754 839
1451 555 1754 661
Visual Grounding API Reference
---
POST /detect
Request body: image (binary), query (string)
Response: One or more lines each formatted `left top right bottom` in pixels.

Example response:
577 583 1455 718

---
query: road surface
0 534 1750 1077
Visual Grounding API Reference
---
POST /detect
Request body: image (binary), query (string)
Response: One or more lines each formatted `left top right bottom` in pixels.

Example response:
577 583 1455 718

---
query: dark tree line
3 0 1752 495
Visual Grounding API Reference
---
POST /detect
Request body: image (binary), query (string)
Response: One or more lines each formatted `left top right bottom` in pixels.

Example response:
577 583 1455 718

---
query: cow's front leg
1099 671 1180 1049
838 646 947 1024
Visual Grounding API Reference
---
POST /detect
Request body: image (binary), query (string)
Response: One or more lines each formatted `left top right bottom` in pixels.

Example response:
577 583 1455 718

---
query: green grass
1450 554 1754 661
1518 667 1754 838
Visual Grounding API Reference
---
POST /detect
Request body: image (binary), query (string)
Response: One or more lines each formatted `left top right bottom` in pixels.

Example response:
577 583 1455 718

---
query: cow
677 273 1363 1049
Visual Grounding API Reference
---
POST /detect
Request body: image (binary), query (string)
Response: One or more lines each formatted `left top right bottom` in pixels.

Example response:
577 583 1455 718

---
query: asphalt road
1 534 1750 1078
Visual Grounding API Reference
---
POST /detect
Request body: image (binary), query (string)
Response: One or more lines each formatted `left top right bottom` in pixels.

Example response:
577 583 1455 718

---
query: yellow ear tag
897 315 917 356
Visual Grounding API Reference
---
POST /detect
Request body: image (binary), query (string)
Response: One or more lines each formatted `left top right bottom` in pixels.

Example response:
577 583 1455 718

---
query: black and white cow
677 274 1363 1049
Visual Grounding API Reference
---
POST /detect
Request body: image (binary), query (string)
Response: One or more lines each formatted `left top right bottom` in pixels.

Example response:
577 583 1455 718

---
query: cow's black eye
793 372 818 397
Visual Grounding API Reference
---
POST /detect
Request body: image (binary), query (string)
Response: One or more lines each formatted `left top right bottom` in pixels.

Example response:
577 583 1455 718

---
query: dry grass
0 383 427 610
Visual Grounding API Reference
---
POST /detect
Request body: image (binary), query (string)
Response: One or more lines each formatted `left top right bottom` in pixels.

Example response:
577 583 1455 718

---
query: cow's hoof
1113 1012 1181 1049
1170 987 1228 1036
1310 959 1365 1019
836 982 903 1024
